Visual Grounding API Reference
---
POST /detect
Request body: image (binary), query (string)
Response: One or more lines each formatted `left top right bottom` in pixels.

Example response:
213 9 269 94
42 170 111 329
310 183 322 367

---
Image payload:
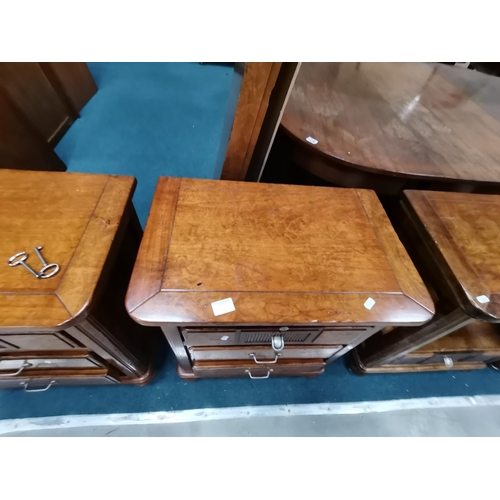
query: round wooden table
281 62 500 194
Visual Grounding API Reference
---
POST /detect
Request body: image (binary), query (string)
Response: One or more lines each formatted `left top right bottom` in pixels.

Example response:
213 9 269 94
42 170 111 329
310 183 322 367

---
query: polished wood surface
126 177 433 379
127 178 433 326
0 170 153 388
220 63 282 181
281 62 500 190
403 190 500 321
0 170 134 328
355 190 500 373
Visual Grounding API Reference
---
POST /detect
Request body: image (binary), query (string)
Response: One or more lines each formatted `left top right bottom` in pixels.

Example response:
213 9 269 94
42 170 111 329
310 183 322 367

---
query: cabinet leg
161 325 193 375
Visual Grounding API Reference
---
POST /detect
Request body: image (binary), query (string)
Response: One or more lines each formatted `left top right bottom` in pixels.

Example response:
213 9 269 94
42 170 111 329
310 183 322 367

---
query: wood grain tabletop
126 177 434 326
282 62 500 184
0 169 135 330
403 190 500 321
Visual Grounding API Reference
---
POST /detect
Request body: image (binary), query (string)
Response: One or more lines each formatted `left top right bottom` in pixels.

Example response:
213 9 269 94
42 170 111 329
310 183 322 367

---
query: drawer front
181 327 322 347
193 360 325 379
393 354 432 365
0 356 103 374
421 352 475 366
188 345 342 362
314 327 376 345
0 375 118 391
182 328 239 346
0 333 79 352
461 353 500 364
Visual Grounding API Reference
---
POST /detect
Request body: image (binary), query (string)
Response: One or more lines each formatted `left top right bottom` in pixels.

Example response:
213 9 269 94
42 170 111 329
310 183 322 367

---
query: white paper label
211 298 235 316
476 295 490 304
364 298 376 310
220 335 229 341
306 136 318 145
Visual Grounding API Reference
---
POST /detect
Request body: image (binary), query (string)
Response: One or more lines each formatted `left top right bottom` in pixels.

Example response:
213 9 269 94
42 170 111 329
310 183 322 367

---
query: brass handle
245 369 273 379
3 361 33 377
22 380 55 393
249 353 280 364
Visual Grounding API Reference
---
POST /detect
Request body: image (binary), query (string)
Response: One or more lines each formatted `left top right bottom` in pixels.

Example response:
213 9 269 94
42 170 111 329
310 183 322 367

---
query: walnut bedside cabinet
353 191 500 373
125 178 434 380
0 169 153 391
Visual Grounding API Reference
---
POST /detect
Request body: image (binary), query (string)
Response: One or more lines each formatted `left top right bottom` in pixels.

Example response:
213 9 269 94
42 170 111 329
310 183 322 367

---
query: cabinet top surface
404 190 500 320
0 169 135 330
126 177 433 325
282 62 500 184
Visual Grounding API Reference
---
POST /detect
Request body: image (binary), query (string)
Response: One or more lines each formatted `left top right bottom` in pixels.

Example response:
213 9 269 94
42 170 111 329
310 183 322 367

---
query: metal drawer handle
3 361 33 377
443 356 454 368
249 353 280 364
245 369 273 379
22 380 55 393
271 335 285 352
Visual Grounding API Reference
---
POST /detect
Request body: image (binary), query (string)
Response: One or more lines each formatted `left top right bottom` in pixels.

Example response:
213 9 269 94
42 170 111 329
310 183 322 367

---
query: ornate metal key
8 246 60 279
34 246 60 279
8 251 40 278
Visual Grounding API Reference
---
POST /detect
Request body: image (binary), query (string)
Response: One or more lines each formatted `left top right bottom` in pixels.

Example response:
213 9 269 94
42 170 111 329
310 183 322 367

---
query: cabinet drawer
467 353 500 363
0 374 118 391
182 328 239 346
0 356 103 375
393 353 432 365
0 333 80 352
192 359 325 379
181 327 322 347
188 345 342 362
314 326 376 345
420 352 475 366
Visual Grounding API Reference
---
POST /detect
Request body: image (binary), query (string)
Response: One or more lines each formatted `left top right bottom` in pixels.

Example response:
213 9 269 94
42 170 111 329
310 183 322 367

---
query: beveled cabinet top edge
1 172 136 329
403 190 500 321
127 177 435 326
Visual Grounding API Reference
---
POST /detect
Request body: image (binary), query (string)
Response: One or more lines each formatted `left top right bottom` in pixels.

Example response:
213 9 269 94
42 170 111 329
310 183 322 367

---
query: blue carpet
55 62 234 227
1 62 500 420
2 341 500 420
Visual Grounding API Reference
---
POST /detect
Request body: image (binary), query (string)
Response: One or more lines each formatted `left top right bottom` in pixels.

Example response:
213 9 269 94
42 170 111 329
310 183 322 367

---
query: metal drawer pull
3 361 33 377
22 380 55 393
245 369 273 379
271 335 285 352
249 353 280 364
443 356 454 368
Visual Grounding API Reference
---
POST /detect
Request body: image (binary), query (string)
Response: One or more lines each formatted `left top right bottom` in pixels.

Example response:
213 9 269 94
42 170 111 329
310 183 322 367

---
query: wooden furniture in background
126 177 433 380
0 63 97 171
280 62 500 194
0 170 153 390
353 190 500 373
0 89 66 171
219 62 282 181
